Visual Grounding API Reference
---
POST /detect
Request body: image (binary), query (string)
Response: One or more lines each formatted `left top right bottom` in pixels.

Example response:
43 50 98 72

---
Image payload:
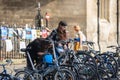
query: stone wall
0 0 120 52
0 0 86 37
87 0 120 51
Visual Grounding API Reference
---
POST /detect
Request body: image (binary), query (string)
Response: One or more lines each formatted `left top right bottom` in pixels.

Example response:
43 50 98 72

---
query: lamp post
97 0 101 52
117 0 119 46
35 2 43 30
45 12 50 27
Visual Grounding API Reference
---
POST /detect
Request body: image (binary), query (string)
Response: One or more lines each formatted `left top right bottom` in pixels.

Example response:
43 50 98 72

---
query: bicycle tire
98 68 111 80
0 73 12 80
78 63 98 80
15 70 34 80
54 68 76 80
98 53 119 78
76 51 98 70
31 72 43 80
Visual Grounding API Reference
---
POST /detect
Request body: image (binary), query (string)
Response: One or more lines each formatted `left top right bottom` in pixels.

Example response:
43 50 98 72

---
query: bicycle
15 39 76 80
83 41 118 79
105 45 120 79
0 59 20 80
57 39 99 80
106 45 120 66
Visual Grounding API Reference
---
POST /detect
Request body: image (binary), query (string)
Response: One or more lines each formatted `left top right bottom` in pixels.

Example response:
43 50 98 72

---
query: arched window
100 0 109 21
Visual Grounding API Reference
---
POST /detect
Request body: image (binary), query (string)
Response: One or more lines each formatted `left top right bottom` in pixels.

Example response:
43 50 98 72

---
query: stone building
0 0 120 51
87 0 120 51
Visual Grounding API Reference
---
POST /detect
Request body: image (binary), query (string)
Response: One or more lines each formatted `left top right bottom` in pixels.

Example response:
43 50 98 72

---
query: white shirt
75 31 86 41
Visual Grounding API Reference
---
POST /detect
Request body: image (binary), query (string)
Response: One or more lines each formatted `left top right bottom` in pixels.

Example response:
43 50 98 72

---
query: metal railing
0 26 41 60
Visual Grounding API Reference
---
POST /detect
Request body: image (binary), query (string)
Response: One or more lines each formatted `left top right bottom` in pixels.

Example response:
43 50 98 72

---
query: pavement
0 59 26 75
0 59 26 64
0 59 120 80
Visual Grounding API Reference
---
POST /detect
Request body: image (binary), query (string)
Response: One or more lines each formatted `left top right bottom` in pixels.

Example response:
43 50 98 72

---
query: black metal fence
0 38 30 60
0 26 41 60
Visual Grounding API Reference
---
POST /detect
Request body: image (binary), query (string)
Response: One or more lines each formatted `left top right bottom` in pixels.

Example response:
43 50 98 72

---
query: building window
100 0 109 21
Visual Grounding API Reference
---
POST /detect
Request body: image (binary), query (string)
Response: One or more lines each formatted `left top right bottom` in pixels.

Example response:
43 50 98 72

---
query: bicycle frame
0 60 12 74
21 40 67 79
0 64 7 74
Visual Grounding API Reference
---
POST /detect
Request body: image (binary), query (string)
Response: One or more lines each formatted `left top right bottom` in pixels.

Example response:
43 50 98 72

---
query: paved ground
0 59 26 75
0 59 120 80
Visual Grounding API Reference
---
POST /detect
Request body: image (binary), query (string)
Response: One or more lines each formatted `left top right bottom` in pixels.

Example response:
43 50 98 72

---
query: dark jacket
26 38 51 68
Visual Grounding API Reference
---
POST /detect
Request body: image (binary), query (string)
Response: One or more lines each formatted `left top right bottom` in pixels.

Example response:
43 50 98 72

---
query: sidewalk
0 59 26 65
0 59 26 75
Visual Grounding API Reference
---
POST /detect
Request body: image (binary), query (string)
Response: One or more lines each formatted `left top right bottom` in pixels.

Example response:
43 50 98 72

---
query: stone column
87 0 98 50
108 0 118 45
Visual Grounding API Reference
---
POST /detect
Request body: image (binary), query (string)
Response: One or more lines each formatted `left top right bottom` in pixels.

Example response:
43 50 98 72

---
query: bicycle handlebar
83 41 95 46
20 39 74 53
107 45 120 49
0 59 13 66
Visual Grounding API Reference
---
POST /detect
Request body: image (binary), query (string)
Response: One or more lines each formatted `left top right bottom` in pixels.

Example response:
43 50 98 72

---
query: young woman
46 21 68 56
47 20 68 41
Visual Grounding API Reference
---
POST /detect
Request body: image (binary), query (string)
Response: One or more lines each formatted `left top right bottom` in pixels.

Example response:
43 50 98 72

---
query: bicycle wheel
98 53 119 78
54 68 76 80
76 51 98 70
32 72 43 80
98 68 111 80
0 74 12 80
15 71 34 80
77 64 98 80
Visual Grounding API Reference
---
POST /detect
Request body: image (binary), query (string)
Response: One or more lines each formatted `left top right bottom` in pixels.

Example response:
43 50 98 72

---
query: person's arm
46 29 56 40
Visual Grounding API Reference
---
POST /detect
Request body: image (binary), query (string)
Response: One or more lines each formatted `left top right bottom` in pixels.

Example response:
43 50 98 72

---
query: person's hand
37 52 45 56
64 45 68 49
58 43 62 46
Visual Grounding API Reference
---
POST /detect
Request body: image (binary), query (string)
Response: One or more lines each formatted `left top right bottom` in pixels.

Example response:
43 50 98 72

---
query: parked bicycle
106 45 120 66
57 39 99 80
0 59 20 80
15 39 76 80
105 45 120 79
83 41 118 79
